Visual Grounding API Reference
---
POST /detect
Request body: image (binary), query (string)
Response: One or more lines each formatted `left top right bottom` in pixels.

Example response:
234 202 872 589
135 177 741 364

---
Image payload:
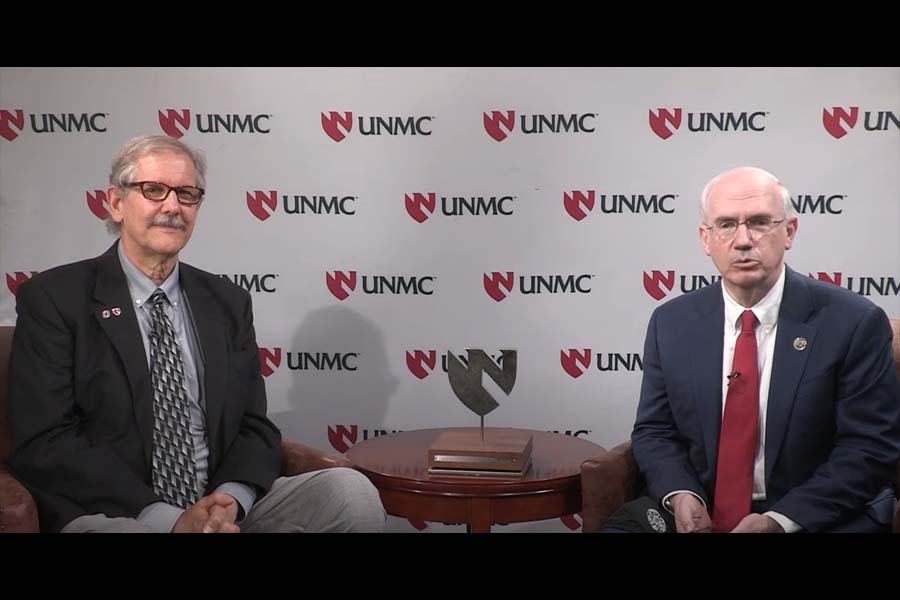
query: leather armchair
0 325 351 533
581 318 900 533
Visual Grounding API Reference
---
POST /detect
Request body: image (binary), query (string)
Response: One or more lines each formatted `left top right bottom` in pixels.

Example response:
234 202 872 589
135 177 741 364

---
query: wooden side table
347 427 603 532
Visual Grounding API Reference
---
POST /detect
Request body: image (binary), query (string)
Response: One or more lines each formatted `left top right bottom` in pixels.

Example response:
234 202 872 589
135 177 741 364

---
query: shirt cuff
214 482 258 522
137 502 185 533
764 511 801 533
662 490 708 514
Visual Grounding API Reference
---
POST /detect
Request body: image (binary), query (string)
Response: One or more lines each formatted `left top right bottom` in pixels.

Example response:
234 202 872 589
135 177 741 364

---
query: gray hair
105 135 207 235
699 166 795 223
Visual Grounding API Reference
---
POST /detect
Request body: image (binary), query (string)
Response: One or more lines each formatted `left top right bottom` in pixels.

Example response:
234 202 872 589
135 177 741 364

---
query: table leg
467 498 492 533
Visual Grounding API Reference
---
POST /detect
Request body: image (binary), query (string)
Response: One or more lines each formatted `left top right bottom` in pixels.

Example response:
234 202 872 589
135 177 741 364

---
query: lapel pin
112 307 122 317
793 337 808 351
101 309 110 319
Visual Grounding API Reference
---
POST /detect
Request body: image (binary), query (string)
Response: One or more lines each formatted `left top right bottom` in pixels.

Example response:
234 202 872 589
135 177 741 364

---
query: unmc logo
325 270 434 300
648 107 765 138
246 190 357 221
562 350 643 375
648 108 682 140
246 190 278 221
86 190 110 220
258 347 282 378
406 350 437 380
404 192 514 222
643 270 722 300
483 271 593 301
1 109 107 141
158 109 191 139
327 424 358 454
159 108 270 138
560 349 592 379
321 111 352 142
321 111 432 142
809 271 900 296
822 107 858 139
327 424 403 452
483 109 595 142
6 272 39 296
564 190 676 219
483 110 516 142
326 271 357 301
823 106 900 138
0 109 25 141
563 190 595 221
405 192 436 223
483 272 515 302
643 270 675 301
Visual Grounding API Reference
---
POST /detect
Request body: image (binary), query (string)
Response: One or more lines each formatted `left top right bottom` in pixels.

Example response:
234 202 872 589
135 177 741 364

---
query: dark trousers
598 496 891 533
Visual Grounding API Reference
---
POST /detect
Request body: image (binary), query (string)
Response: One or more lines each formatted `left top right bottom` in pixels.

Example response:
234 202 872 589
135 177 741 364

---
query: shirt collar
721 265 785 334
117 241 181 309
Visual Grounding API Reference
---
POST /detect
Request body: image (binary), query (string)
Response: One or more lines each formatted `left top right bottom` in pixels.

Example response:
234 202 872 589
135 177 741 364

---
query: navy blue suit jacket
632 266 900 531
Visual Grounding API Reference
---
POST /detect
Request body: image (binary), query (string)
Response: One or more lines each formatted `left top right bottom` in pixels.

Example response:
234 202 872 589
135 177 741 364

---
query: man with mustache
6 135 386 533
602 166 900 533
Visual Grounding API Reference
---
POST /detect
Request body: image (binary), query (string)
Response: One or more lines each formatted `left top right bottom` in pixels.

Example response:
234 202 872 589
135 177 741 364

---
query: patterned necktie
148 288 199 509
712 309 760 533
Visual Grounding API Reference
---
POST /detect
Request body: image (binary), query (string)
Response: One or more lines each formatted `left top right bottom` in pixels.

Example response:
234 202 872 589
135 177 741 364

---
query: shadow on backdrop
275 305 398 448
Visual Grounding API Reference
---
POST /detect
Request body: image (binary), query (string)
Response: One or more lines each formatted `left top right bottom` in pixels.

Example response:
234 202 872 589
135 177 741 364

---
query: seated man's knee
293 467 385 533
327 467 386 532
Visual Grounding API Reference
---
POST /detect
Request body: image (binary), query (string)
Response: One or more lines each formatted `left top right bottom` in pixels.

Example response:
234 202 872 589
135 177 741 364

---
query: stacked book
427 428 533 477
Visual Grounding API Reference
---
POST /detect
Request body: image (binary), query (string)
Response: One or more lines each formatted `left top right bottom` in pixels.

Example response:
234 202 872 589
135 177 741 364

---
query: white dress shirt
664 266 801 533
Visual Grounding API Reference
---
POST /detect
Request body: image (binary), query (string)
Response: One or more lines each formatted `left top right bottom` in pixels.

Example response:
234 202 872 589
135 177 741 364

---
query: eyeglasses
703 216 786 241
124 181 205 206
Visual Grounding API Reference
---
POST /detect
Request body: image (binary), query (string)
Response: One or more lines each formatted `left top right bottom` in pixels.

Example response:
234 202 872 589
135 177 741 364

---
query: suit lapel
179 263 227 471
92 243 154 466
765 267 815 482
688 284 726 475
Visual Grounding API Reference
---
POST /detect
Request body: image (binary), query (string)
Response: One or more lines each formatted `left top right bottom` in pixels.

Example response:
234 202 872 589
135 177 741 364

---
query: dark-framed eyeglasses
703 216 786 241
124 181 205 206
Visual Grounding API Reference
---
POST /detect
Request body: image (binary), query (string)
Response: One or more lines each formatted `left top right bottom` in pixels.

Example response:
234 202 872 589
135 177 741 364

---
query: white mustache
147 217 187 230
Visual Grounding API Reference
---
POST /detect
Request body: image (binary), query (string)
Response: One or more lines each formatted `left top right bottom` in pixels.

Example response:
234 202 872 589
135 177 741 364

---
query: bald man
602 167 900 533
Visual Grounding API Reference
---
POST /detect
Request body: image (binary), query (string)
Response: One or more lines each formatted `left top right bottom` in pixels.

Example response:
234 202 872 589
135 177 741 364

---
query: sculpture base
427 428 533 476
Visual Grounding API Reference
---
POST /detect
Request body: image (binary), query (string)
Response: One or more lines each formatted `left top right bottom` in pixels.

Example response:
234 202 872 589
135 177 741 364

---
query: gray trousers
61 467 386 533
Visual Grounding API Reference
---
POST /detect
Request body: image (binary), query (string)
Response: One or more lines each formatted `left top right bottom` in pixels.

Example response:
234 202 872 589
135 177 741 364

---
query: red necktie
711 309 759 533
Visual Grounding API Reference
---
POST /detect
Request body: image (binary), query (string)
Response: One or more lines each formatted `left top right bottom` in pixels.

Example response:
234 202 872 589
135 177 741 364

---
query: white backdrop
1 67 898 532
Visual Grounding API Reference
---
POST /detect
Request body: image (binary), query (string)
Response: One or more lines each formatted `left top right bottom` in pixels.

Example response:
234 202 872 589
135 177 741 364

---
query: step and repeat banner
1 67 898 532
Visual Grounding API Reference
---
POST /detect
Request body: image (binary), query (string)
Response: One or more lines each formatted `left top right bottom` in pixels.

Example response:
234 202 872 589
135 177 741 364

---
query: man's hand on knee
671 493 711 533
172 493 240 533
730 513 784 533
202 504 240 533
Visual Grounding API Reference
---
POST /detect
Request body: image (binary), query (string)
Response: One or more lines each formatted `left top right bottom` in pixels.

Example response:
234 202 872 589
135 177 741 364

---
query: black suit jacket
7 242 282 532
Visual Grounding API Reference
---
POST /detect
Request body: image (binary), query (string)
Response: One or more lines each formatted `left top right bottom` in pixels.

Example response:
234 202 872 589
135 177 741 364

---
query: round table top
347 427 604 496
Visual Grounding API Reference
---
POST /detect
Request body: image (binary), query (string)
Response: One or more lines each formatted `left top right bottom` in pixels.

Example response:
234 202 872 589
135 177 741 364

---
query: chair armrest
580 440 638 533
0 468 39 533
281 439 353 476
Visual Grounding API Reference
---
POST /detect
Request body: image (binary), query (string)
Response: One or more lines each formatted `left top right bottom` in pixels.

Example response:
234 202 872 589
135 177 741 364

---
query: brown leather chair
580 318 900 533
0 325 351 532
